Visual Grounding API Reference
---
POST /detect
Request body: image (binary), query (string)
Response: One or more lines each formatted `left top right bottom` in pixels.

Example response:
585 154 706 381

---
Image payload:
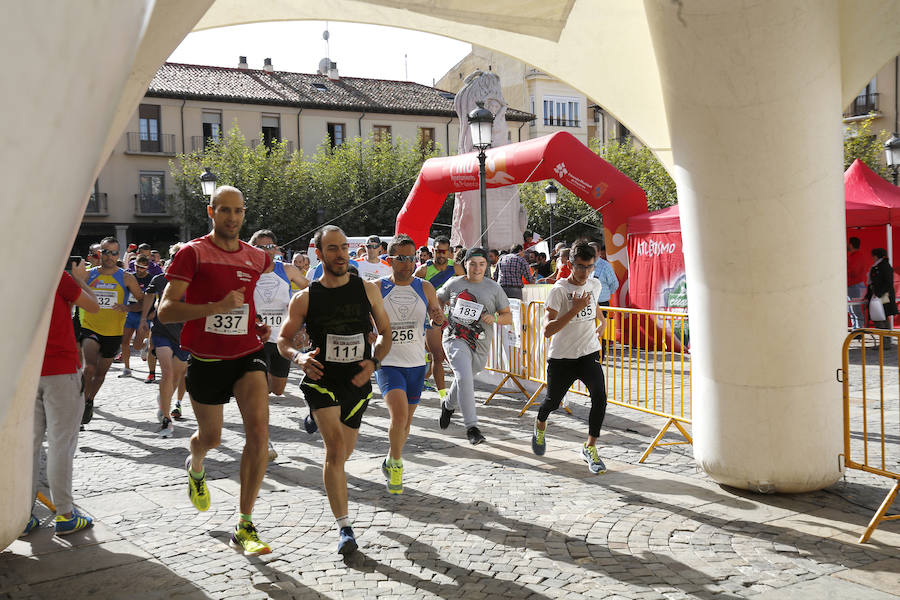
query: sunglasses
255 244 278 250
135 265 148 270
572 263 595 271
100 249 119 256
389 255 416 263
366 244 381 249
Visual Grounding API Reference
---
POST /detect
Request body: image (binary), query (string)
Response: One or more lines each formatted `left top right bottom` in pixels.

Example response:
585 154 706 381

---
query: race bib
451 298 484 324
572 293 596 323
390 320 418 345
258 309 286 329
95 290 117 309
204 304 249 335
326 333 365 363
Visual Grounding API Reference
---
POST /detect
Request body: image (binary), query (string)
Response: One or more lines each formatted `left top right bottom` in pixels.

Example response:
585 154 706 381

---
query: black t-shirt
145 273 183 344
536 262 553 278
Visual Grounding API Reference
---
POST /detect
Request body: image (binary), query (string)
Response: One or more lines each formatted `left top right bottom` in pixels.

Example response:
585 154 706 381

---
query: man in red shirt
159 186 275 556
22 261 99 537
847 237 868 328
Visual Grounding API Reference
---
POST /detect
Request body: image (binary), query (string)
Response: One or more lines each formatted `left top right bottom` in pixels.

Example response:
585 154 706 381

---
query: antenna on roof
323 22 330 59
404 53 408 81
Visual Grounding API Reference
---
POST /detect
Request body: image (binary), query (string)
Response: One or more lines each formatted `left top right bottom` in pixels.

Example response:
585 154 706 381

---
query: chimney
238 56 248 69
263 58 274 73
327 61 339 80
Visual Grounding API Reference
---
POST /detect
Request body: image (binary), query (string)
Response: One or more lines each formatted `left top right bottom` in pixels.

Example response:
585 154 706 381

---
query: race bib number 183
451 298 484 325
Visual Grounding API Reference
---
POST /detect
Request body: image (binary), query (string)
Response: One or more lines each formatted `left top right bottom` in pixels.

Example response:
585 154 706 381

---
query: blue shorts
151 334 190 362
375 364 427 405
124 311 149 331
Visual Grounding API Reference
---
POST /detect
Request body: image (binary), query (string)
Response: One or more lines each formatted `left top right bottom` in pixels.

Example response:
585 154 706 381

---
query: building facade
78 58 533 256
843 56 900 141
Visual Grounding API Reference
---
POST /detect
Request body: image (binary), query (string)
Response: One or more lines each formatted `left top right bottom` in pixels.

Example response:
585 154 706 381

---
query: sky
167 21 472 87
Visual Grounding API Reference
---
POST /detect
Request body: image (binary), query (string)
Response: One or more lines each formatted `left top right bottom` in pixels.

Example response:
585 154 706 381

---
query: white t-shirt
253 265 291 343
546 277 604 359
380 277 428 368
356 259 392 282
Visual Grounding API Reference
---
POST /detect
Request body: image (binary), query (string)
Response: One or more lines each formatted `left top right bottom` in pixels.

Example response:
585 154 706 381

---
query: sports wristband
370 357 381 370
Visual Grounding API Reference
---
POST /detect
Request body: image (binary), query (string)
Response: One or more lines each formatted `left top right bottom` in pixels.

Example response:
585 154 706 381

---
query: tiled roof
147 63 535 121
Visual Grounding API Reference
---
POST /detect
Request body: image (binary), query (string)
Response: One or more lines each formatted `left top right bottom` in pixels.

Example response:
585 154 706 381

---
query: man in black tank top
278 226 391 556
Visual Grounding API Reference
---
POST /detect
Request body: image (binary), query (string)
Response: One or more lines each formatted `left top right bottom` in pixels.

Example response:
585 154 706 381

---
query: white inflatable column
645 0 845 492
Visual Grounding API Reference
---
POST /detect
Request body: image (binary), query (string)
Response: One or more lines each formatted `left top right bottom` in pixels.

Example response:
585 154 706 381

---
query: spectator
867 247 898 349
538 248 570 284
589 241 619 306
534 252 553 278
847 237 867 329
495 244 534 299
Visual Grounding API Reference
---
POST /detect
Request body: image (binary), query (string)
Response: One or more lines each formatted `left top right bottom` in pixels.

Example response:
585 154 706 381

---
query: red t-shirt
558 263 572 279
41 272 82 376
166 235 271 359
847 250 867 286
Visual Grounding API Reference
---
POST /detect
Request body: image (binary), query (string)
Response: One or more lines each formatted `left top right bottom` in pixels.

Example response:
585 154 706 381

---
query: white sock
336 515 350 529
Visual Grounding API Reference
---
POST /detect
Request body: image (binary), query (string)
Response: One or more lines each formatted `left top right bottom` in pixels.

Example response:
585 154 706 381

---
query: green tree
170 125 444 252
843 116 891 179
520 138 677 244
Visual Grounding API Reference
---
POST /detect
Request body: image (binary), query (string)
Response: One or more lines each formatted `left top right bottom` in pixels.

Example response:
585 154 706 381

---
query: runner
356 234 392 281
158 186 275 556
530 240 609 474
250 229 308 396
80 236 144 426
375 234 444 494
140 243 187 438
119 255 154 378
436 247 511 444
277 225 391 555
413 236 464 400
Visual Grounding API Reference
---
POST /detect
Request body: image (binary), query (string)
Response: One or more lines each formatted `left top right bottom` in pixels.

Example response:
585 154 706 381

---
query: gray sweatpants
442 338 484 429
33 372 83 516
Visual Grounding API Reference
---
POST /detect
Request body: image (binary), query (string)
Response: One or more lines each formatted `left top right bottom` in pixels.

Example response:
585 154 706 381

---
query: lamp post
199 167 218 197
544 181 558 251
886 133 900 185
468 101 494 245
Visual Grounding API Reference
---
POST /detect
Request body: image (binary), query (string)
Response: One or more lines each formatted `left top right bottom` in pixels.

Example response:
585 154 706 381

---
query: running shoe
466 426 486 445
303 413 318 434
158 417 174 438
117 368 132 378
422 381 436 392
140 346 149 361
229 522 272 556
267 441 278 461
581 444 607 474
144 373 156 384
55 509 93 535
532 419 546 456
20 515 39 537
81 398 94 425
185 455 210 511
171 402 182 419
337 526 357 555
439 404 454 429
381 460 403 494
113 352 122 363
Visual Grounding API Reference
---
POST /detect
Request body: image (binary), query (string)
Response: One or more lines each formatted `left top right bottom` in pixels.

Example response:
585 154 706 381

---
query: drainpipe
445 117 454 155
180 97 186 153
895 56 898 134
518 121 526 142
296 107 302 155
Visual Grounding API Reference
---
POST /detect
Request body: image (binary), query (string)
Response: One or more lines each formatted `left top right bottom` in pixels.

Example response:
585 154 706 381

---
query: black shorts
264 342 291 378
300 379 372 430
79 328 122 359
186 349 268 405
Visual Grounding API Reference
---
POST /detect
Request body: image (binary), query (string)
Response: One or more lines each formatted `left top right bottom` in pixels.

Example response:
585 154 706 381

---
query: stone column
115 224 130 253
644 0 844 492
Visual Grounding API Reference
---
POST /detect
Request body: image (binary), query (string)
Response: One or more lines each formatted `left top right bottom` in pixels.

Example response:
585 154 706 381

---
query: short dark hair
872 247 888 259
388 234 416 255
366 234 381 245
138 243 151 251
488 248 499 256
100 236 118 247
510 244 524 254
417 245 431 254
849 237 861 250
250 229 277 245
433 235 451 248
315 225 345 250
570 240 596 262
135 256 150 265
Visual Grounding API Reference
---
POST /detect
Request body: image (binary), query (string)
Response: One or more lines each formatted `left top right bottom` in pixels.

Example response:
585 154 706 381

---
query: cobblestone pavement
2 355 899 600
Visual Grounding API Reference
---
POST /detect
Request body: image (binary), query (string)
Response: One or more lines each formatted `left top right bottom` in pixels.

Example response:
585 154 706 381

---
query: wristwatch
370 357 381 370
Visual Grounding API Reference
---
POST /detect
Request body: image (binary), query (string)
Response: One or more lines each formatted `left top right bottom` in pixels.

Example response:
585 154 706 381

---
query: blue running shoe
20 515 39 537
304 413 318 434
423 381 436 392
338 526 357 555
55 509 93 535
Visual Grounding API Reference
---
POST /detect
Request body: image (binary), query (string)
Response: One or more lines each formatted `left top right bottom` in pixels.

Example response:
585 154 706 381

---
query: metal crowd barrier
840 328 900 543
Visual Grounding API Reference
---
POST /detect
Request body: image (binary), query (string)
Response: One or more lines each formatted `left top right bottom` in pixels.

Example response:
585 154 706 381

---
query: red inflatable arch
395 132 648 303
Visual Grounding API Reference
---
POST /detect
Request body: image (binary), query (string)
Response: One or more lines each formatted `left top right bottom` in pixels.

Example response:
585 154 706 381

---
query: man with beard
158 186 275 556
277 225 391 555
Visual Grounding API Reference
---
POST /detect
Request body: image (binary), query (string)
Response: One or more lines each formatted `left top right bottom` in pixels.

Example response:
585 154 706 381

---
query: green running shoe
185 455 210 511
581 444 607 474
382 460 403 495
531 420 546 456
229 522 272 556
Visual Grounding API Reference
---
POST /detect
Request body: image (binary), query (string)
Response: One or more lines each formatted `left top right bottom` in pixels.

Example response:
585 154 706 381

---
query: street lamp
885 133 900 185
199 167 218 197
545 181 558 251
468 101 494 244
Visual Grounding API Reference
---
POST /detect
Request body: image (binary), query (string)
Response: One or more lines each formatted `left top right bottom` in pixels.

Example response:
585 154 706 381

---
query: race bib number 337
204 304 249 335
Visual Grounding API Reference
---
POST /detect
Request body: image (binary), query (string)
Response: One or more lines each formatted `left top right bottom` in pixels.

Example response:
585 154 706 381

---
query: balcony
844 93 880 119
543 117 581 128
126 132 176 155
191 135 225 153
251 139 295 154
134 193 172 216
85 192 108 215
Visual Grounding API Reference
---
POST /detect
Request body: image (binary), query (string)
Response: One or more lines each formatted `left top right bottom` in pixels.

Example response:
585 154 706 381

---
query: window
373 125 392 143
530 95 536 125
418 127 435 152
138 172 166 214
202 112 222 145
138 104 161 152
327 123 345 148
542 96 580 127
312 83 328 91
261 114 281 149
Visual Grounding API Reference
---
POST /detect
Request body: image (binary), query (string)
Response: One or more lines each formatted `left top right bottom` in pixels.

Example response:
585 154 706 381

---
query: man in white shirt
356 234 392 281
530 240 609 474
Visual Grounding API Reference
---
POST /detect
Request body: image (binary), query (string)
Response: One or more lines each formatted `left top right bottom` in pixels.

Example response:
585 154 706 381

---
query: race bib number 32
204 304 249 335
326 333 365 363
451 298 484 325
95 290 117 309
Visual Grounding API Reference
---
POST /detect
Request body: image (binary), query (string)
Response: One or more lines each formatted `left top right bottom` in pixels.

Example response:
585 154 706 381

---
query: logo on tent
554 162 568 178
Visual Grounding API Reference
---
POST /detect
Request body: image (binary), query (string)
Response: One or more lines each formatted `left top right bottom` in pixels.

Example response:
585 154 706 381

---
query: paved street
2 356 899 600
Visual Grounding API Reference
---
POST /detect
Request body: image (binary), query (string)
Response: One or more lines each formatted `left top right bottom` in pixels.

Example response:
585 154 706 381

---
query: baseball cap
464 247 488 262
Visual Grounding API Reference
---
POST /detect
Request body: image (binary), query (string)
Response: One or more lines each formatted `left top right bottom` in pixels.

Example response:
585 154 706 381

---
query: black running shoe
338 526 357 555
81 398 94 425
439 404 453 429
466 426 486 445
304 413 318 434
